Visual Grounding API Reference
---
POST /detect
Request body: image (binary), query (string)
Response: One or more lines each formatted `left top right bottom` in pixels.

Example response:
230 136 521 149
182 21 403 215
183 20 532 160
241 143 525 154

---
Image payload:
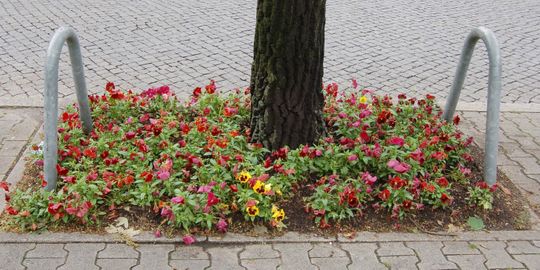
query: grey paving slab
273 243 316 270
58 243 105 270
446 254 487 270
309 243 351 269
97 243 139 258
133 244 174 270
377 242 415 256
96 258 139 270
0 243 34 270
1 0 540 106
472 241 525 269
342 243 387 270
507 241 540 254
514 254 540 270
442 241 481 255
406 241 457 270
22 258 66 270
379 255 419 270
205 246 245 270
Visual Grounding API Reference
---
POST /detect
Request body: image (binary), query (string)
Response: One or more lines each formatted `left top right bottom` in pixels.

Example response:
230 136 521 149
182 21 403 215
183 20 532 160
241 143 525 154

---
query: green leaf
467 216 485 231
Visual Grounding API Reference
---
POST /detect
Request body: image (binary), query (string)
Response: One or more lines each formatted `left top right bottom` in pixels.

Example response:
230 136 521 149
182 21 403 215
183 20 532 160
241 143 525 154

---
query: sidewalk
1 104 540 269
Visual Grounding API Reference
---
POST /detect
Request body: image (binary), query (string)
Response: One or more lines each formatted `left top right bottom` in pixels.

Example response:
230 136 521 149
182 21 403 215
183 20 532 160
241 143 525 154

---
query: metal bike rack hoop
442 27 501 185
43 26 93 191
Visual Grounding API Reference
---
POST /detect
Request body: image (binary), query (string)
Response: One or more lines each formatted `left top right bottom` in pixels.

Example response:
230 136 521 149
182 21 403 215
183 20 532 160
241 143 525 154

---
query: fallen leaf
116 217 129 229
467 216 485 231
497 183 511 195
447 224 462 233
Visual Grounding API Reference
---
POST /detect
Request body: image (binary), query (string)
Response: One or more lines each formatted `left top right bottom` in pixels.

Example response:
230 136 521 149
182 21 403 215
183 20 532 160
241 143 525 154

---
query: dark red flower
206 192 219 207
205 80 216 94
437 177 449 187
378 189 391 201
389 176 407 189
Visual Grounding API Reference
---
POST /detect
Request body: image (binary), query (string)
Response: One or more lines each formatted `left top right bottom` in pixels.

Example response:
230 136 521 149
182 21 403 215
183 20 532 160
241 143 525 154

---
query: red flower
437 177 449 187
5 205 18 215
347 192 359 207
105 82 115 92
389 176 406 189
56 164 68 176
125 131 136 140
206 192 220 207
83 147 97 159
440 193 452 205
193 87 202 98
205 80 216 94
0 181 9 192
431 151 447 160
378 189 391 201
402 200 412 209
223 107 238 117
388 137 405 147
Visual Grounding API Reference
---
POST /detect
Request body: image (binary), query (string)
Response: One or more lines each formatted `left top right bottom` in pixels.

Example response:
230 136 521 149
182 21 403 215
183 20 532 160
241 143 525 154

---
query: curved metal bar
442 27 502 185
44 27 93 191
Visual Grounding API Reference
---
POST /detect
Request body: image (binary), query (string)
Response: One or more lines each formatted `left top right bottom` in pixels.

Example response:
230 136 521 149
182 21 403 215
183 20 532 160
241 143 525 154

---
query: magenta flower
361 172 377 185
171 196 185 204
207 192 220 207
217 218 228 233
183 235 195 245
387 160 411 173
347 154 358 162
197 185 212 193
157 170 170 180
388 137 405 147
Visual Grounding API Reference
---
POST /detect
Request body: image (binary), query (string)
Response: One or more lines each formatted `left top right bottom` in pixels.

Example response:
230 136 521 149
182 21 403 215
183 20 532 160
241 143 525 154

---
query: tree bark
249 0 326 150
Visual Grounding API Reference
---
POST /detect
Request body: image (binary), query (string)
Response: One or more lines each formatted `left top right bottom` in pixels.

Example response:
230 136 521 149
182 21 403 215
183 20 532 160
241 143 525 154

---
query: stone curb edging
437 102 540 113
1 230 539 244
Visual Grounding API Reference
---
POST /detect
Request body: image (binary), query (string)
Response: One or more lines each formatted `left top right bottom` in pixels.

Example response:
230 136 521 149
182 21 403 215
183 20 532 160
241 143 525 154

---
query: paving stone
96 258 138 270
379 255 418 270
341 243 386 270
240 244 279 259
0 243 34 270
241 258 280 270
133 244 174 270
205 246 244 270
97 243 139 258
309 243 350 269
169 245 210 270
472 241 524 269
273 243 316 270
170 245 209 260
25 243 66 258
377 242 415 256
0 140 27 156
58 243 104 270
442 241 481 255
511 157 540 175
23 258 66 270
507 241 540 254
446 255 487 270
513 254 540 269
407 241 457 270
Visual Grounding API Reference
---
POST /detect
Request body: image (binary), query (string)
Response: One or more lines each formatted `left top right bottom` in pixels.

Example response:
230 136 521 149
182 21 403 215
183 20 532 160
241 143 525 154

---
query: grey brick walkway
1 0 539 106
1 231 540 269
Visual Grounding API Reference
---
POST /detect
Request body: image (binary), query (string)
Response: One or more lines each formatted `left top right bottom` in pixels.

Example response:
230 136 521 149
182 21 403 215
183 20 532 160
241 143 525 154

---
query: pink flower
154 230 162 238
388 137 405 147
183 235 196 245
157 170 170 180
347 154 358 162
171 196 185 204
197 185 212 193
387 160 411 173
160 207 174 221
361 172 377 185
217 218 228 233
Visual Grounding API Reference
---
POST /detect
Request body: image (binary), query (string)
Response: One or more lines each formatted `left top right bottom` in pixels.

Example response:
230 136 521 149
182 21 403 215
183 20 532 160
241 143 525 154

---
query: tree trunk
249 0 326 150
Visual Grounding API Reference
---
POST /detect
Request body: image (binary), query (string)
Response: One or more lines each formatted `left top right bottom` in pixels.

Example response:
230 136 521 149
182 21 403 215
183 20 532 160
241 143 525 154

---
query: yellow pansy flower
236 171 252 183
246 205 259 217
359 95 368 104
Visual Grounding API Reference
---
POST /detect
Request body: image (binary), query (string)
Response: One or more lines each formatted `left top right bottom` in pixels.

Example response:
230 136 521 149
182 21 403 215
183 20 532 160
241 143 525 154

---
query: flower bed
1 81 508 240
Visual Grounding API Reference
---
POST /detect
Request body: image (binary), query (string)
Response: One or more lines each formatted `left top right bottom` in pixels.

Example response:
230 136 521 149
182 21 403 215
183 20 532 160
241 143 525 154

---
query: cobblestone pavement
1 0 539 106
1 231 540 270
460 110 540 216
